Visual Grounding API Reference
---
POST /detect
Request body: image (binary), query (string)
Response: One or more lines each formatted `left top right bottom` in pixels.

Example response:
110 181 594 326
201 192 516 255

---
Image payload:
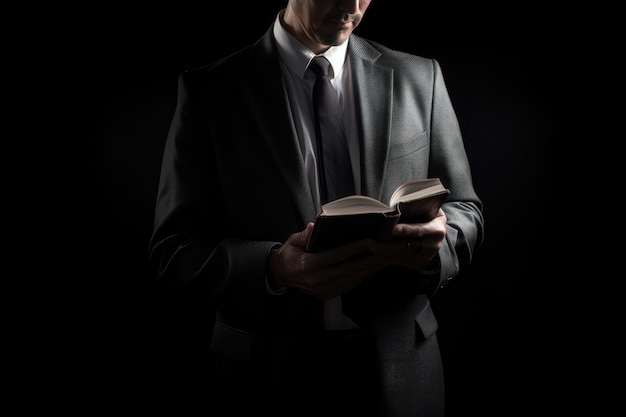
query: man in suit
149 0 484 415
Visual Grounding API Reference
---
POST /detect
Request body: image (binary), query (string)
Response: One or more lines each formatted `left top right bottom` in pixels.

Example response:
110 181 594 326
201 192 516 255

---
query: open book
306 178 450 252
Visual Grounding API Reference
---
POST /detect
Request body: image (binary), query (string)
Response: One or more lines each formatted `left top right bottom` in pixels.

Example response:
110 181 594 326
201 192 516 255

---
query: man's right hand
267 223 387 300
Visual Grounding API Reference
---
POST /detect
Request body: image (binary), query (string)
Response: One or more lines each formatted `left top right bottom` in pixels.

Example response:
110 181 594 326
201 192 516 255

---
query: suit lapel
231 31 394 223
348 38 393 201
242 28 317 223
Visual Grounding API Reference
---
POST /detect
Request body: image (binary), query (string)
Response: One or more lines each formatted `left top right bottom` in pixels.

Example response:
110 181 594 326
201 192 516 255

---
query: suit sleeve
148 70 280 319
428 58 485 292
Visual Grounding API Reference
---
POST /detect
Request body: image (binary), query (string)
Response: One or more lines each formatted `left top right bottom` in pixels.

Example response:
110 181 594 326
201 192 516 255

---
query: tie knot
309 56 333 78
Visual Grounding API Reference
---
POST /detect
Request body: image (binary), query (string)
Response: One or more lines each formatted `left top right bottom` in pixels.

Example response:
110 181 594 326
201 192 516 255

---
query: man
149 0 484 415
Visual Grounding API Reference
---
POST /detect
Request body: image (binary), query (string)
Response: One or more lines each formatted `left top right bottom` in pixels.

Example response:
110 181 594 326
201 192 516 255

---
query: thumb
295 222 315 248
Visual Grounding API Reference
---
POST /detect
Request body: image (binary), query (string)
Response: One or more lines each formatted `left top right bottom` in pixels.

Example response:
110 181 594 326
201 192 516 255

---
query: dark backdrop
49 2 577 415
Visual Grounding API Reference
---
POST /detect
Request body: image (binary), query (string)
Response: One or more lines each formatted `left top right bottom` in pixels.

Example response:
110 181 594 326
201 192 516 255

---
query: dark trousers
215 328 382 417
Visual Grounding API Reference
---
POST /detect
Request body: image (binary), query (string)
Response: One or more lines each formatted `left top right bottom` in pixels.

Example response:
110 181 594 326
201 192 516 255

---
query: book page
320 195 393 216
389 178 446 207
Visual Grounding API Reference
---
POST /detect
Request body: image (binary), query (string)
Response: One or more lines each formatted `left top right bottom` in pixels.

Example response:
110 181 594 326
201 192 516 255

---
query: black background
26 2 592 415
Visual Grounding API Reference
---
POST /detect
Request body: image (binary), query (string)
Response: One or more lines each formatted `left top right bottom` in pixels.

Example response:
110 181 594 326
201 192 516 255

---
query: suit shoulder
174 47 254 96
179 31 276 88
351 35 439 71
183 45 252 79
375 42 437 70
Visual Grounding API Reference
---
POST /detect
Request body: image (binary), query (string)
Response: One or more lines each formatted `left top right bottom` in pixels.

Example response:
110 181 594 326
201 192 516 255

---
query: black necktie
309 56 355 204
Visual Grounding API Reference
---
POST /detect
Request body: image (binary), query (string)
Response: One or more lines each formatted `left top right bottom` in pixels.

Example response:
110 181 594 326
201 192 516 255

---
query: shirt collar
273 10 348 80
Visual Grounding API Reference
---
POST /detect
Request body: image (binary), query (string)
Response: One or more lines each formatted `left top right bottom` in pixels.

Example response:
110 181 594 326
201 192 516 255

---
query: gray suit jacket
150 23 484 416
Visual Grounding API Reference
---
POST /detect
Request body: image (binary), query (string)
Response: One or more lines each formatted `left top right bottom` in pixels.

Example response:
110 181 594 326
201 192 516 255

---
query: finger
368 239 414 256
297 222 315 246
310 238 376 267
317 257 388 299
407 239 423 252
